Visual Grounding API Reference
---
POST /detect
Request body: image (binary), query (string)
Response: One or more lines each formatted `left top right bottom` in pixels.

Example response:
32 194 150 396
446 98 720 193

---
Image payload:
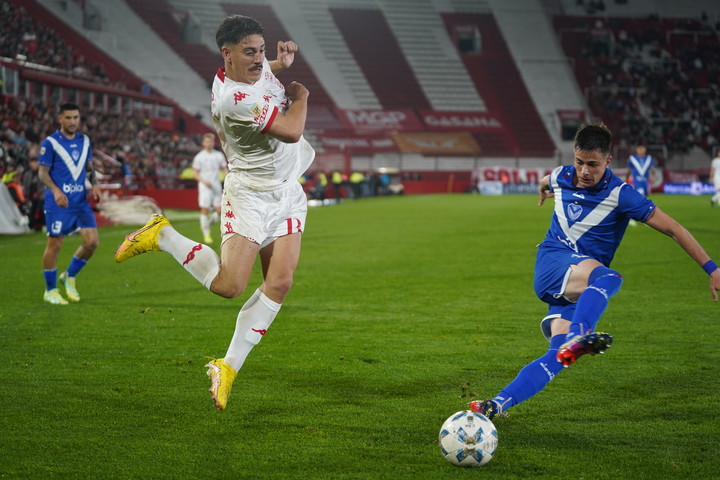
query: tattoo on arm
87 161 97 186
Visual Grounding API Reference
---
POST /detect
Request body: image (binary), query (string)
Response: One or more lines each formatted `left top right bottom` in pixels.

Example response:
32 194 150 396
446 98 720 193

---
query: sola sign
335 109 424 131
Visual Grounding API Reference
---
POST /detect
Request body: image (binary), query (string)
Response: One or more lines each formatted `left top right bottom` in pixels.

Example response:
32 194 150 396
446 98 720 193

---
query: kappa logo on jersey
225 210 236 219
568 203 583 221
224 222 235 235
263 95 271 103
234 92 248 104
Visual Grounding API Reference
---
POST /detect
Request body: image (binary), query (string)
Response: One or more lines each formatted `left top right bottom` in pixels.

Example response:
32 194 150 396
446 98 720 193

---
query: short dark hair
58 102 80 114
574 122 612 156
216 15 264 50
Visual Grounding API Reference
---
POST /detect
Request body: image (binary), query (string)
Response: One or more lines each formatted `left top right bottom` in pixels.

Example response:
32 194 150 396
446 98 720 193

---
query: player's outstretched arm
645 207 720 301
269 41 297 74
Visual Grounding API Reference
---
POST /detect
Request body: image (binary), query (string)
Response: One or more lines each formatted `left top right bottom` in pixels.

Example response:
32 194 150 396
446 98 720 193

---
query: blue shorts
533 244 592 306
632 180 649 196
45 203 97 237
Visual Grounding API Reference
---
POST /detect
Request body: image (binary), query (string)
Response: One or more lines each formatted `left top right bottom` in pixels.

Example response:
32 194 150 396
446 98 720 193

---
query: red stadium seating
330 7 432 111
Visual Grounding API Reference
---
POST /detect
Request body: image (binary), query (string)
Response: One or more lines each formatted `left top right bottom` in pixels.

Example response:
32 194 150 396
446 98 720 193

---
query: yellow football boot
59 271 80 302
205 358 237 410
43 288 68 305
114 214 171 263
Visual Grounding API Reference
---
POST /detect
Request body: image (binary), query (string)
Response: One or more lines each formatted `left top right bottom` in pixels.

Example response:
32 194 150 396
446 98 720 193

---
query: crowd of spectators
0 95 206 200
0 1 125 88
561 15 720 157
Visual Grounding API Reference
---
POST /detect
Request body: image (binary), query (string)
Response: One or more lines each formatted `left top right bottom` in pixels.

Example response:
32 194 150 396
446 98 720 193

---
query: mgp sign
335 109 424 131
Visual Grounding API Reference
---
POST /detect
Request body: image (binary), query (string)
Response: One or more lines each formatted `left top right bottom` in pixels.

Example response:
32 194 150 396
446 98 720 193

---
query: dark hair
574 122 612 156
216 15 264 50
58 102 80 114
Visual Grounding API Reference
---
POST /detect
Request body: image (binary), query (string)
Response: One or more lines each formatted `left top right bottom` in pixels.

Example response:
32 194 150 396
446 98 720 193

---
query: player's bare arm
38 164 68 208
86 160 102 203
193 168 211 187
537 175 551 206
269 41 297 74
266 81 309 143
645 207 720 301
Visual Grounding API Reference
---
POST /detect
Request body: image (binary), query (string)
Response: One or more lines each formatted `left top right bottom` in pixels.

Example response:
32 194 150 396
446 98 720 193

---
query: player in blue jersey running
38 103 101 305
470 122 720 420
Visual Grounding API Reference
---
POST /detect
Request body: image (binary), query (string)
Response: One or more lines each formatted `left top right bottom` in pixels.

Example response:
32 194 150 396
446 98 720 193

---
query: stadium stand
126 0 222 87
330 6 432 111
3 0 720 207
554 14 720 162
6 0 146 91
443 12 556 157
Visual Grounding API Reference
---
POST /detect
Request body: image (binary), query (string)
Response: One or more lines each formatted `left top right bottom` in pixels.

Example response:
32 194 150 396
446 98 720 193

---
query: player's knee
216 285 245 299
264 275 293 301
588 266 623 298
211 279 246 299
84 238 99 252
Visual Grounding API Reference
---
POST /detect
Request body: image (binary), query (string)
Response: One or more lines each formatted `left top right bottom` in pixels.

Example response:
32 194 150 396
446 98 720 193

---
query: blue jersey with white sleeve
39 129 92 210
539 165 655 266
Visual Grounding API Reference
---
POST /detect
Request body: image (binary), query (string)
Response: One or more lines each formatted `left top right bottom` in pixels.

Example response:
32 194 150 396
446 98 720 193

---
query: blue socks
44 269 58 290
567 266 623 338
492 334 566 411
66 256 88 278
490 267 623 414
44 257 88 290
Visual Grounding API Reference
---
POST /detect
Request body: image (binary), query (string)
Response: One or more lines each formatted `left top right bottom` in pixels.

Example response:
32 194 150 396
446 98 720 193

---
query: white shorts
198 182 223 209
220 176 307 248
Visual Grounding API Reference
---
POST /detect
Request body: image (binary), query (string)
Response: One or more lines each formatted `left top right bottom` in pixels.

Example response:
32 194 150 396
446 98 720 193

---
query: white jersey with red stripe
211 60 315 192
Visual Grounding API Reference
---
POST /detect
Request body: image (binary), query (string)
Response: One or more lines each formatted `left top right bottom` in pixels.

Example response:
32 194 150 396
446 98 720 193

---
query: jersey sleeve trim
260 106 279 134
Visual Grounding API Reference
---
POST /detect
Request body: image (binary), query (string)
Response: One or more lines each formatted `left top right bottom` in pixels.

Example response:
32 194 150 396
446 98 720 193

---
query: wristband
702 260 718 275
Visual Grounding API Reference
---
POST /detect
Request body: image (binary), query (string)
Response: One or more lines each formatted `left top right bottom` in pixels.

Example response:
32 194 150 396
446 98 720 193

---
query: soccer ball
439 410 498 467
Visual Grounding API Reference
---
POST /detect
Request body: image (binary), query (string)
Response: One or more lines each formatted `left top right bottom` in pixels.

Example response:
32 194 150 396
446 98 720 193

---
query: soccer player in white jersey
470 122 720 420
192 133 228 243
709 150 720 206
38 103 101 305
114 15 315 410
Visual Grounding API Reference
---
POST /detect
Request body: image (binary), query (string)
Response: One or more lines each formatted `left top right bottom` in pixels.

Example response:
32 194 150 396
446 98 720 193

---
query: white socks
158 226 220 289
157 226 281 373
200 213 210 238
224 288 281 372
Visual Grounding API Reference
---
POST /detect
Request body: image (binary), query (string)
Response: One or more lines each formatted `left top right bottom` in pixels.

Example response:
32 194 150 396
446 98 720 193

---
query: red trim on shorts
260 106 279 133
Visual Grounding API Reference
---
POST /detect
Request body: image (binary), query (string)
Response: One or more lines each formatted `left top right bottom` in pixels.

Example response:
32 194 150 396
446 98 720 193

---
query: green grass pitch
1 193 719 479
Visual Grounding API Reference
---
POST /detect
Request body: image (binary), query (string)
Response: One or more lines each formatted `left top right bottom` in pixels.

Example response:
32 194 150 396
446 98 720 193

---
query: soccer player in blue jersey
470 122 720 419
38 103 101 305
627 144 654 197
